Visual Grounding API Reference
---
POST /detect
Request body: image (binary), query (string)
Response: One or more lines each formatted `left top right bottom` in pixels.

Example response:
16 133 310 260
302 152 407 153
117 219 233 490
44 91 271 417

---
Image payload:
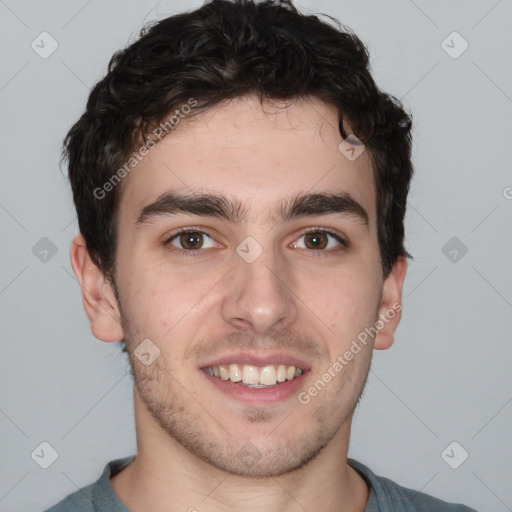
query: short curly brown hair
61 0 414 283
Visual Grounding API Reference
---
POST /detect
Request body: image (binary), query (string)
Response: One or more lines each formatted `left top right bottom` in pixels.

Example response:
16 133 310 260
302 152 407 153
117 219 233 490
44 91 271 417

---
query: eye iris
181 232 203 249
175 232 334 250
305 232 327 250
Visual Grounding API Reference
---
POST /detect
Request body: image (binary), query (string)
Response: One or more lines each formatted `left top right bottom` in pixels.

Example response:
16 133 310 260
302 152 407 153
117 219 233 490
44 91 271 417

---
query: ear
70 234 124 342
373 256 408 350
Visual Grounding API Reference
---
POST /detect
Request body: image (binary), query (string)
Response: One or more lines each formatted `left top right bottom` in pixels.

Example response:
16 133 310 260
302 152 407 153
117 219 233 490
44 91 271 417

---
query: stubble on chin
115 298 375 478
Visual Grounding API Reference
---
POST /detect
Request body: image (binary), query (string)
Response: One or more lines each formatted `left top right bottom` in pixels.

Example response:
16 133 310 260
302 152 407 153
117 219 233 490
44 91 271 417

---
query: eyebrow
135 190 369 229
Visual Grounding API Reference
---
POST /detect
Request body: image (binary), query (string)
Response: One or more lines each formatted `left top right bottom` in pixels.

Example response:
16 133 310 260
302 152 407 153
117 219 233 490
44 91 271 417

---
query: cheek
300 267 376 317
299 269 380 352
119 263 219 336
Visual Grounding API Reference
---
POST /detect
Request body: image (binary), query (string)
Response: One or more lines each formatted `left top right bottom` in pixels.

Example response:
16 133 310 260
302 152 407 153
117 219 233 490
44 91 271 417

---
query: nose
221 242 299 334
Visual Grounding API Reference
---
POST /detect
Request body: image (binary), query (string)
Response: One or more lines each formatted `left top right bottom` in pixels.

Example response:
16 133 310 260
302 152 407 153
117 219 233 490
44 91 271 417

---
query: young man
47 0 477 510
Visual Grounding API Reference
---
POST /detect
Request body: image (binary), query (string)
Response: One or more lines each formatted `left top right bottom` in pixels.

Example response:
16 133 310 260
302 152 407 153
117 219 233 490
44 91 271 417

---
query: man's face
113 95 388 477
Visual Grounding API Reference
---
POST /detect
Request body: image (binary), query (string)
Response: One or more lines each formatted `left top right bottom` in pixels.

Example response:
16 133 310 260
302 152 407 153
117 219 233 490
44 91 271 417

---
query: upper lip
200 352 311 371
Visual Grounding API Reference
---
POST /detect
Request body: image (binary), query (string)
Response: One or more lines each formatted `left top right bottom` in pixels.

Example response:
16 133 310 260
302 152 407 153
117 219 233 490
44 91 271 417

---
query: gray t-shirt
45 455 478 511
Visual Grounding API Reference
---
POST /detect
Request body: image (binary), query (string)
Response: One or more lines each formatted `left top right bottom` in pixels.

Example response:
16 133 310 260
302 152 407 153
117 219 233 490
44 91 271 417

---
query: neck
110 388 369 512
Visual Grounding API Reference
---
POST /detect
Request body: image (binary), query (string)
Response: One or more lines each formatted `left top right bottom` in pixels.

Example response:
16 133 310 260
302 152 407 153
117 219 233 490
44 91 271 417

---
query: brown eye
179 231 204 250
292 229 347 253
303 232 328 250
164 230 217 254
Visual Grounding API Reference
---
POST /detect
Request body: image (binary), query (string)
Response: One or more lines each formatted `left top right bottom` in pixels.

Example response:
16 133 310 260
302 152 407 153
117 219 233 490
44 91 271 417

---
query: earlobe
70 234 124 342
373 256 408 350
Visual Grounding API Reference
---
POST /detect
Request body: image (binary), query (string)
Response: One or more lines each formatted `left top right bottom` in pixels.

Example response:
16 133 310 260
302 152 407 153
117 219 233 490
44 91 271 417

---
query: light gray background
0 1 511 511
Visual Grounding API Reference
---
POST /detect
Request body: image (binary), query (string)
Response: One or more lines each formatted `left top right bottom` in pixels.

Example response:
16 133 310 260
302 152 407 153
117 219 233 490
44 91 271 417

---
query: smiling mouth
202 363 304 388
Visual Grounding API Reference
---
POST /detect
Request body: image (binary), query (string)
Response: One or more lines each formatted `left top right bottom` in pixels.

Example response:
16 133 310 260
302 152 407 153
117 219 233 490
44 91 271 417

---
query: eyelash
163 226 348 258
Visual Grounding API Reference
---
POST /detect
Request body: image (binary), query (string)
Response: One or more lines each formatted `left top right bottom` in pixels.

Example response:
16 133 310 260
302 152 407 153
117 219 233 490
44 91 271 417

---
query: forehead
118 95 376 228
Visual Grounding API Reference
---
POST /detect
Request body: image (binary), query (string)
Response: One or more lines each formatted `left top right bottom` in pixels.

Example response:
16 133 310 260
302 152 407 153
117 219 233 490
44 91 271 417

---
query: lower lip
200 370 309 405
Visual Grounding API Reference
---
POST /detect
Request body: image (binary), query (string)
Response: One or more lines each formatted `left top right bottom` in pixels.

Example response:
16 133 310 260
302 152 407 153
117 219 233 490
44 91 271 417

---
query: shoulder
348 458 479 512
45 482 96 512
44 455 135 512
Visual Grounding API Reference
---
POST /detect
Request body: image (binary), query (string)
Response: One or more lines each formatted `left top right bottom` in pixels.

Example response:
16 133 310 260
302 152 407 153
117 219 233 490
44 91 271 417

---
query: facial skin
71 94 407 512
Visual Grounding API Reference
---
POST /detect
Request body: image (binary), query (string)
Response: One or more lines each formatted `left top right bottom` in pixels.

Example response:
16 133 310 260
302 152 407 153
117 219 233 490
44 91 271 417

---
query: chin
190 432 331 478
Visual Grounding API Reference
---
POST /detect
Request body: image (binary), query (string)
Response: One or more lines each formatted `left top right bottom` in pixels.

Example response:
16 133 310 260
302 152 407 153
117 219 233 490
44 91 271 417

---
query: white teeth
229 364 242 382
276 364 287 382
260 365 277 386
242 365 259 385
219 365 229 380
204 363 304 386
